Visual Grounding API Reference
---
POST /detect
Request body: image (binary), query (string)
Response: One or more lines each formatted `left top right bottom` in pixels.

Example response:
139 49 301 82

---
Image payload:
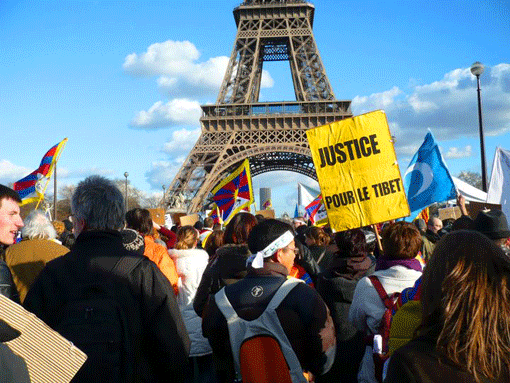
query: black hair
0 184 21 205
125 208 153 236
247 219 294 254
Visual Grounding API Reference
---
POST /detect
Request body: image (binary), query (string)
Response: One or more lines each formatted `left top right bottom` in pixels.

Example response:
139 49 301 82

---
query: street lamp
124 172 129 212
470 61 487 192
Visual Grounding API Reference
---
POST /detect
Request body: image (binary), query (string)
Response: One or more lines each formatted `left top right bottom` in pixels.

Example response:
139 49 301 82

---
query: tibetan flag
13 138 68 206
304 194 328 226
212 159 254 225
262 199 272 210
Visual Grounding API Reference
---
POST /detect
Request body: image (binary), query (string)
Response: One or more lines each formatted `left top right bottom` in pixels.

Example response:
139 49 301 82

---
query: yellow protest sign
306 110 409 231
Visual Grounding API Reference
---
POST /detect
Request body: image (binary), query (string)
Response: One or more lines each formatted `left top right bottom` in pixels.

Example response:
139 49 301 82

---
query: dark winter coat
202 262 336 383
0 258 19 304
307 244 332 272
315 261 376 383
385 332 510 383
24 230 190 383
193 243 250 318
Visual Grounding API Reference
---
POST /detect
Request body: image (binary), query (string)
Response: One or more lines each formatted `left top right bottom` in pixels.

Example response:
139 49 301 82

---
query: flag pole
54 163 57 221
35 175 52 211
372 224 383 253
35 194 44 210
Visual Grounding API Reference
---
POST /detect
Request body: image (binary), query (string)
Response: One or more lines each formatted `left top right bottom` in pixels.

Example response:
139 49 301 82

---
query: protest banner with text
306 110 410 231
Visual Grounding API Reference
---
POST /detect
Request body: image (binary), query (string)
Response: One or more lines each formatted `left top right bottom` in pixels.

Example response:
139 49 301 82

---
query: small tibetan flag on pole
13 138 68 206
212 159 254 225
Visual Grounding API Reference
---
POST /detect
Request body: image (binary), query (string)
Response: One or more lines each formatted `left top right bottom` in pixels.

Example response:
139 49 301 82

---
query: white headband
247 230 294 269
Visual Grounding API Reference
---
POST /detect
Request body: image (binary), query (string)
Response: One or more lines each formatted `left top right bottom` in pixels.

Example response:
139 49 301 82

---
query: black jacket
202 262 335 383
0 252 20 303
315 262 375 383
193 243 250 318
24 230 190 383
385 332 510 383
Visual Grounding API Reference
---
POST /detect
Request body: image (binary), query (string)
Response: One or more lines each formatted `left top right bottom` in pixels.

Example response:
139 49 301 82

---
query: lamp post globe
470 61 487 192
470 61 484 76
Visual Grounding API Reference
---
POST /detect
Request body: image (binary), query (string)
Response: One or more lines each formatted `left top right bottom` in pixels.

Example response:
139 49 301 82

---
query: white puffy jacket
168 248 212 357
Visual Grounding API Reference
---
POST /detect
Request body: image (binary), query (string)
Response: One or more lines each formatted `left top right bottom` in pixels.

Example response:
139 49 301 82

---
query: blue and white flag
404 131 457 221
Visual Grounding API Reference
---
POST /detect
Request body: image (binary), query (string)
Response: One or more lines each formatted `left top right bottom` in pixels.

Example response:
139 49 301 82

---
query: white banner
298 183 319 207
487 147 510 219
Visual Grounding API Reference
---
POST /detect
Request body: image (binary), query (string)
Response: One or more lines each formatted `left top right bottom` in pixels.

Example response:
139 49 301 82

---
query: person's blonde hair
52 220 65 236
175 225 198 250
421 230 510 382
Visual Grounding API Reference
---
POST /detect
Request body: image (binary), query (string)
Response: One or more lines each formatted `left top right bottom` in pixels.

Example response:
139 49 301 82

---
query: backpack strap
215 287 238 323
367 275 399 355
368 275 395 310
266 277 304 311
111 256 144 277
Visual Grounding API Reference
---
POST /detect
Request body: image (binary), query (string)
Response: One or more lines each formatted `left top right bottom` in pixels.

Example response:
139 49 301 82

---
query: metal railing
201 100 351 118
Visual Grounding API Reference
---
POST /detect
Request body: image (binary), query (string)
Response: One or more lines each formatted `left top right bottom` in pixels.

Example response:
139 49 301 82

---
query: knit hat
121 228 145 254
472 210 510 240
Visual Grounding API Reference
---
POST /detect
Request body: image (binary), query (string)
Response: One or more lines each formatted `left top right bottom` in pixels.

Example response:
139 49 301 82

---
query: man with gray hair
24 176 190 382
3 210 69 303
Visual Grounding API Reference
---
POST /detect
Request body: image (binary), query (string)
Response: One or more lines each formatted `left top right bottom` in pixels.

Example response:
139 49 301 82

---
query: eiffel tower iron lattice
165 0 352 213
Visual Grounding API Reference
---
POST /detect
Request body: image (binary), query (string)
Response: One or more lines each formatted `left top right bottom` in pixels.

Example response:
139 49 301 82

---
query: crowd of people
1 176 510 383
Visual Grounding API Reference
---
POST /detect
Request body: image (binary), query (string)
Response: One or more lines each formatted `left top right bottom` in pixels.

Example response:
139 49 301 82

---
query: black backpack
54 256 143 383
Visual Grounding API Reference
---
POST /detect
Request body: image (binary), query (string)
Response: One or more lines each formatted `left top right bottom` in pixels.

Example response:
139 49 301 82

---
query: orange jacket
144 235 179 295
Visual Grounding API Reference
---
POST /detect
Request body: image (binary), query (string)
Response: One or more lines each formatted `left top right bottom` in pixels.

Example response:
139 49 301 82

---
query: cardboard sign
171 213 186 226
438 206 462 221
179 213 199 226
0 294 87 383
306 110 410 231
255 209 275 219
148 208 165 226
466 201 502 219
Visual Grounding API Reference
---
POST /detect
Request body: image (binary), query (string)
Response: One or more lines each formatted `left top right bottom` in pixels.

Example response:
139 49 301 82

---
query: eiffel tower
165 0 352 213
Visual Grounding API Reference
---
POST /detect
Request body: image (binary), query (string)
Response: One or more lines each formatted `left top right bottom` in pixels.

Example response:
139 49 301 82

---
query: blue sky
1 0 509 216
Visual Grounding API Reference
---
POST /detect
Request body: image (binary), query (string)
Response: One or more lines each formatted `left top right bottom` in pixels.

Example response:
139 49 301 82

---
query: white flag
487 147 510 219
452 176 487 203
297 183 320 207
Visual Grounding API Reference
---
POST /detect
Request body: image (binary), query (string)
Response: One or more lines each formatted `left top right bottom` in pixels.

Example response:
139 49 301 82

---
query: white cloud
407 94 438 113
351 86 403 113
162 127 201 156
124 40 274 100
145 159 185 189
445 145 473 159
123 40 200 77
130 99 202 129
352 63 510 158
0 160 32 184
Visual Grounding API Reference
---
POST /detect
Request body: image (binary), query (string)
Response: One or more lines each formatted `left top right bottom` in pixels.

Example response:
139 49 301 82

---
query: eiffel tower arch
165 0 352 213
